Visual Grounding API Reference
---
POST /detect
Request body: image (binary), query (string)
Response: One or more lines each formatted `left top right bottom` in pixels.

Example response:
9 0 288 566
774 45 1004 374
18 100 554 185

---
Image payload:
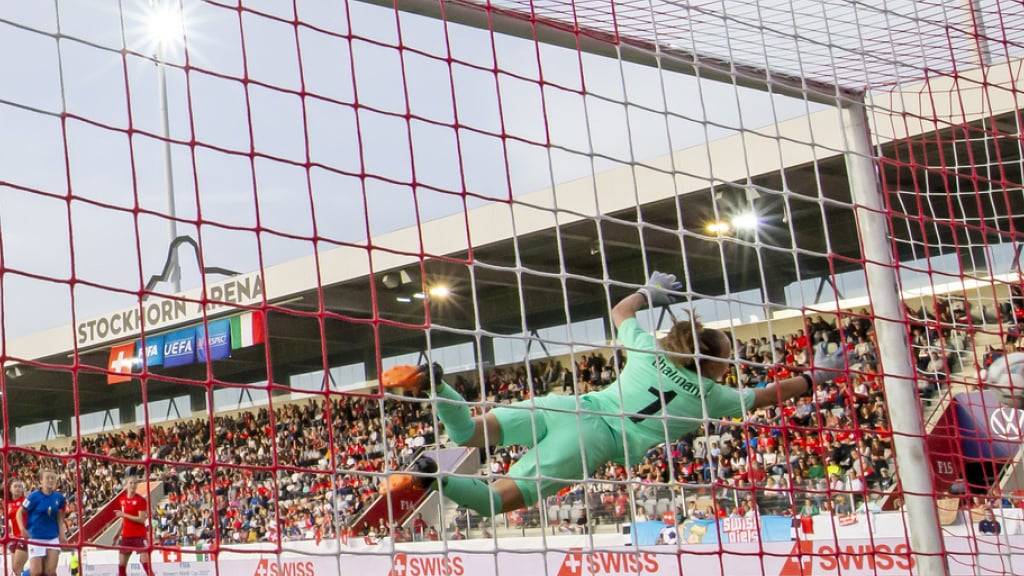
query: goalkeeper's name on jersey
652 355 702 398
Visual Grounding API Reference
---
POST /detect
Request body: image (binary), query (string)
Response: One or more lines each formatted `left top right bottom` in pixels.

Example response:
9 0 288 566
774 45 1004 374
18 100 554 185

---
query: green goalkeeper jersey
585 317 755 465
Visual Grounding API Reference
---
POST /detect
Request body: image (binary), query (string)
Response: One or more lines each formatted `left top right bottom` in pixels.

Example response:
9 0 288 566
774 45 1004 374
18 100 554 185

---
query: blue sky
0 0 833 340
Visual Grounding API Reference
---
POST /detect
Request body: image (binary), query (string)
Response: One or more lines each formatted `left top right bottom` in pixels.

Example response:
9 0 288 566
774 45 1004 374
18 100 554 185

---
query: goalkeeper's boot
380 362 444 397
386 456 439 493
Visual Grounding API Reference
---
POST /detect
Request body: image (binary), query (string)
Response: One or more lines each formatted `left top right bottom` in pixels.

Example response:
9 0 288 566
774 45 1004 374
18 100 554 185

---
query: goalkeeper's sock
441 476 504 517
435 382 478 446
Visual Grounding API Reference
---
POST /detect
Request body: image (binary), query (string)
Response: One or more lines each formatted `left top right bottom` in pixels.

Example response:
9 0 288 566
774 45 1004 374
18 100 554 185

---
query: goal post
844 101 947 574
349 0 856 106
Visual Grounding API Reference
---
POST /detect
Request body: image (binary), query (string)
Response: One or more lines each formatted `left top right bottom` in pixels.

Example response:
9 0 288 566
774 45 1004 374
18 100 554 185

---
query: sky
1 0 961 342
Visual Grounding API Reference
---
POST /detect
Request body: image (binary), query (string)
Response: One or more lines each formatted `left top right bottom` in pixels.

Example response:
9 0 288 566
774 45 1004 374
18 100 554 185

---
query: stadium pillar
476 335 495 370
843 101 948 575
189 387 208 414
57 416 72 438
363 344 378 381
119 395 137 425
960 237 990 275
761 279 788 317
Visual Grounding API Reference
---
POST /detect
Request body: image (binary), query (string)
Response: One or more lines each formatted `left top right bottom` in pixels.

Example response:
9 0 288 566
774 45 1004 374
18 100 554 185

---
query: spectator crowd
1 395 436 548
2 287 1021 546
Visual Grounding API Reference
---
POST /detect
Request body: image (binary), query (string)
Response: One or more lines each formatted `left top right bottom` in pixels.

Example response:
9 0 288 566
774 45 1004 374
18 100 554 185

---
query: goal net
0 0 1021 575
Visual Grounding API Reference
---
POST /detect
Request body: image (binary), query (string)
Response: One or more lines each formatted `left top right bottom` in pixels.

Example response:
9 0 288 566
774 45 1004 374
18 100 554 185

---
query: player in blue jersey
383 272 847 516
16 470 66 576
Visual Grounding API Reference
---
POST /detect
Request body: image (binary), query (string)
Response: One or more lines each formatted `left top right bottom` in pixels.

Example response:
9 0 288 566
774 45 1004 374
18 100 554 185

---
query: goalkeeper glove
638 271 683 307
809 342 849 386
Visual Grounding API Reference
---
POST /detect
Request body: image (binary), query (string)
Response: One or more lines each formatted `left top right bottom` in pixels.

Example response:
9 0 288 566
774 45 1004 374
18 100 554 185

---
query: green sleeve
616 317 655 351
705 383 756 419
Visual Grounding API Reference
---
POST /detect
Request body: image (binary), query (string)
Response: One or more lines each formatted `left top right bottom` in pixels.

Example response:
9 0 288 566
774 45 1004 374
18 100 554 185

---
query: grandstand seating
2 286 1021 545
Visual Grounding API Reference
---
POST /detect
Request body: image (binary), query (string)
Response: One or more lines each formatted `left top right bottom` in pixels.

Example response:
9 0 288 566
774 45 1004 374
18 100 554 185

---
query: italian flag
230 311 266 349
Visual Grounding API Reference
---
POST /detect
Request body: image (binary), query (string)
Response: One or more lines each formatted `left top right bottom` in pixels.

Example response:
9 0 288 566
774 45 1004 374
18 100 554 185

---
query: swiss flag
161 549 181 563
387 553 407 576
107 343 136 384
556 548 584 576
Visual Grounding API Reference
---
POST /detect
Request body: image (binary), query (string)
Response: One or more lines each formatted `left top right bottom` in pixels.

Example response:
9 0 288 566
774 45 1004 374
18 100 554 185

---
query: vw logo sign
989 407 1024 441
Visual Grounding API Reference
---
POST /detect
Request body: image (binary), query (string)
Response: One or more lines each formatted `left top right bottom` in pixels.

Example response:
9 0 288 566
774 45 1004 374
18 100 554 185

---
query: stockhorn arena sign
75 273 264 349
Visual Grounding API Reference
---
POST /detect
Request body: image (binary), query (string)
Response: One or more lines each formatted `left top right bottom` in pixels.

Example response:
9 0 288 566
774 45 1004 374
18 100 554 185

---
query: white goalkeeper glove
809 342 848 385
638 271 682 307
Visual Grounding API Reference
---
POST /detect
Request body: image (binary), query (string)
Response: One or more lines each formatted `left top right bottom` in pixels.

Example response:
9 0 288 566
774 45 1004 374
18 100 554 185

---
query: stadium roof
4 56 1022 434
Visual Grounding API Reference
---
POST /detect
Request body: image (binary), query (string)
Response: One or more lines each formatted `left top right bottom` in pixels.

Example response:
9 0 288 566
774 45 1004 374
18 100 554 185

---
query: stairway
73 481 164 546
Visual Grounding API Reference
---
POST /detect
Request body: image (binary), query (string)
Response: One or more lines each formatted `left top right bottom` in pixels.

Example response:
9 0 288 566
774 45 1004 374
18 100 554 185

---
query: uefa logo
989 407 1024 441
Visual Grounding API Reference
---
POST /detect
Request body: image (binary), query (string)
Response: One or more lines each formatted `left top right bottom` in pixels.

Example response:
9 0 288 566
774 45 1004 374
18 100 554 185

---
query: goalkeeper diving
382 272 847 516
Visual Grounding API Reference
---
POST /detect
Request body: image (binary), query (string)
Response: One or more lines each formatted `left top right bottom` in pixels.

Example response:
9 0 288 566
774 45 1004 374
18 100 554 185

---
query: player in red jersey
114 476 151 576
5 480 27 576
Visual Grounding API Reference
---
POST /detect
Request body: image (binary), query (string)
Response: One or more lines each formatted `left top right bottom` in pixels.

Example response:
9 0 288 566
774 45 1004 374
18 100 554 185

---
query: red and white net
0 0 1022 575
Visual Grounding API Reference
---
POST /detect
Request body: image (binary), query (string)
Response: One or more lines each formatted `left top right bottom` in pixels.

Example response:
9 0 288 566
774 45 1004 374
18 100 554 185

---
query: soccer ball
985 352 1024 404
658 525 679 545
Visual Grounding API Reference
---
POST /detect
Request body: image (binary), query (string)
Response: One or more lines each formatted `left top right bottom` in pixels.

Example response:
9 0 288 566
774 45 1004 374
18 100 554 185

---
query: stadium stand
2 285 1021 546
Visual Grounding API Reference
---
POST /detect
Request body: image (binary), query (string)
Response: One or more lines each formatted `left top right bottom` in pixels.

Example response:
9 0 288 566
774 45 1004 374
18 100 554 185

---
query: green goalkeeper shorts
491 394 622 508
